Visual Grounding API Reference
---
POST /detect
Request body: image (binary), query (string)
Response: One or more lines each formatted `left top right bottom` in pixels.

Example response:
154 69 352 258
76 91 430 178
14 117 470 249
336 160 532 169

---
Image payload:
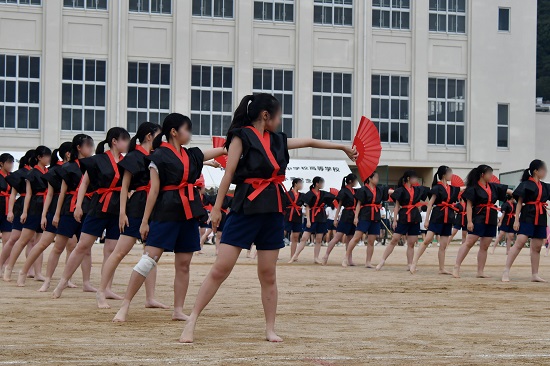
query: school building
0 0 538 185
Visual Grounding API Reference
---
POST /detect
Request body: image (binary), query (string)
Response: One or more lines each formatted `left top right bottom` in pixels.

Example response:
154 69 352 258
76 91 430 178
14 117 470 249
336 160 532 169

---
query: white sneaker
374 241 381 246
358 241 365 247
283 238 290 246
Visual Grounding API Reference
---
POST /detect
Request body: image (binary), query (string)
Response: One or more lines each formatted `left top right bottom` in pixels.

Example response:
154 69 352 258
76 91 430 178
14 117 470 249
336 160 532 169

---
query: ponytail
398 170 417 188
153 113 192 150
466 164 493 187
70 134 94 162
341 173 357 189
225 93 281 149
521 159 546 182
292 178 303 188
30 146 51 166
432 165 451 187
51 142 72 166
19 149 34 169
310 176 324 191
129 122 162 152
364 171 377 185
96 127 130 154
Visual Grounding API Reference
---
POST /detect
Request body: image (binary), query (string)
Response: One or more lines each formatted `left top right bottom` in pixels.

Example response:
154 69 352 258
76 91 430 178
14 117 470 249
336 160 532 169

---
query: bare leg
406 236 416 270
3 228 36 281
322 232 344 265
437 236 452 274
505 233 514 255
144 266 168 309
289 232 299 258
530 238 546 282
313 233 323 264
17 231 56 286
375 233 403 271
342 230 363 267
0 229 21 270
102 239 123 300
502 234 528 282
365 235 376 267
172 252 194 321
491 231 506 254
257 249 283 342
449 228 458 243
453 234 480 278
215 231 222 255
410 231 435 274
97 235 135 308
289 231 311 263
180 244 242 343
38 235 70 292
476 237 493 278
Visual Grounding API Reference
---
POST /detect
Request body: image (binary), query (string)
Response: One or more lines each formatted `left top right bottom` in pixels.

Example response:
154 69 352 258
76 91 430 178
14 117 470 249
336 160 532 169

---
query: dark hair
521 159 546 182
341 173 357 189
310 176 324 191
225 93 281 149
398 170 418 188
70 134 94 162
19 150 35 169
506 194 514 201
51 142 72 166
432 165 451 187
0 153 14 165
364 171 378 185
292 178 303 188
466 164 493 187
129 122 162 152
96 127 131 154
29 146 52 166
153 113 192 149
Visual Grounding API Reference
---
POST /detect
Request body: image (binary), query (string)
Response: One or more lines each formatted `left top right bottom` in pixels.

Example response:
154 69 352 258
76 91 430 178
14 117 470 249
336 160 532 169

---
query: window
497 104 509 148
129 0 171 14
314 0 353 26
61 59 106 132
192 0 233 18
254 0 293 22
63 0 107 10
253 68 294 137
498 8 510 32
371 75 409 144
0 55 40 130
372 0 410 30
429 0 466 33
0 0 41 5
312 72 352 141
428 78 466 146
127 62 171 133
191 65 233 137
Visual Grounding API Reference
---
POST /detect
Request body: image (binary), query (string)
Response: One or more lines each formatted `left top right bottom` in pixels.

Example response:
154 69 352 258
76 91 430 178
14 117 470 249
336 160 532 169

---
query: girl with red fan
288 177 336 264
322 174 359 265
284 178 304 258
452 165 512 278
490 195 516 255
450 196 468 245
376 170 430 271
410 166 463 275
502 160 549 283
180 93 356 343
343 171 391 268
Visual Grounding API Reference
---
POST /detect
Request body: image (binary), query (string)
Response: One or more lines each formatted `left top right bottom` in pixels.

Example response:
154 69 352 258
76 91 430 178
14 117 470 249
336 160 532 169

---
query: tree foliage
537 0 550 100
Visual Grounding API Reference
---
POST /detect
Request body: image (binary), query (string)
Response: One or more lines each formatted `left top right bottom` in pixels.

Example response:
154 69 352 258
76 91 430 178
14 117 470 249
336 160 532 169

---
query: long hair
129 122 162 152
225 93 281 149
29 146 52 166
310 176 324 191
51 142 72 166
466 164 493 187
341 173 357 189
364 171 377 185
521 159 546 182
153 113 192 150
397 170 417 188
70 134 94 162
432 165 451 187
19 150 35 169
292 178 302 188
96 127 130 154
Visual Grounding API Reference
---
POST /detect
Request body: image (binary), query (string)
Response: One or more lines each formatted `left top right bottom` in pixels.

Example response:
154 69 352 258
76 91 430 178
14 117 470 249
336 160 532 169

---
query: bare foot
172 310 189 321
321 256 329 266
314 258 323 265
96 291 111 309
3 267 13 282
52 280 68 299
67 280 78 288
452 266 461 278
439 269 452 275
17 271 26 287
105 290 123 300
38 279 51 292
145 299 169 309
82 282 97 293
501 270 510 282
365 263 374 269
179 320 196 343
476 273 491 278
33 274 46 282
287 257 297 264
113 307 128 322
266 330 283 342
375 261 385 271
490 247 496 254
342 258 349 267
409 264 417 274
348 261 356 266
532 275 547 283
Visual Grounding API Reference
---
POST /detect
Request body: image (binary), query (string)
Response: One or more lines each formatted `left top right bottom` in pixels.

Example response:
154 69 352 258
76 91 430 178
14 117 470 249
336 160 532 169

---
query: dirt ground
1 241 550 365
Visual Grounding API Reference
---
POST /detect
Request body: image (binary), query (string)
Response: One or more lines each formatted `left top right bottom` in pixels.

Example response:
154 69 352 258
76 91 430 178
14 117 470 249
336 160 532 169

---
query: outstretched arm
287 138 357 161
203 147 227 162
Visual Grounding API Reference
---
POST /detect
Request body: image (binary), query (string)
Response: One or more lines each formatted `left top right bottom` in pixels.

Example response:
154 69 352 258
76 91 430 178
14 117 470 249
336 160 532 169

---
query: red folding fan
490 175 500 184
212 136 227 168
194 174 205 188
330 188 340 208
450 174 464 188
353 117 382 181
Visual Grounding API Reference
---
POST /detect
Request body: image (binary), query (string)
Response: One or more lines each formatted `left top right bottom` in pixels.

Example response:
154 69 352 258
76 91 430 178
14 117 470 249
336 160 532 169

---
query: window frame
63 0 108 10
253 0 294 23
129 0 172 15
190 64 234 137
0 0 41 5
252 67 294 137
428 0 466 34
427 77 466 147
371 74 410 145
498 7 511 32
192 0 234 19
372 0 411 30
0 54 41 131
61 58 107 133
497 103 509 149
313 0 353 27
126 61 172 133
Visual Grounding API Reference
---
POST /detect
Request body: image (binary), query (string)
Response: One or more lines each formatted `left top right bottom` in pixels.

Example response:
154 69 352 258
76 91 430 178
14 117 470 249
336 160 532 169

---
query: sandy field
1 241 550 365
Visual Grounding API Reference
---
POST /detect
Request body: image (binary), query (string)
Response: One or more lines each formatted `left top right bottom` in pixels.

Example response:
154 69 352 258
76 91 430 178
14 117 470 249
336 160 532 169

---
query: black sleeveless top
428 184 461 224
42 163 64 215
118 148 151 219
355 185 390 222
462 183 508 225
26 166 49 216
6 167 31 217
337 187 357 224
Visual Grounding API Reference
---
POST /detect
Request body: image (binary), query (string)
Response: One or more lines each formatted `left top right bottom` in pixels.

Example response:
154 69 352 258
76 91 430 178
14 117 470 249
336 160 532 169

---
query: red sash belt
476 203 500 225
162 183 194 219
97 187 122 213
0 191 10 215
244 175 286 212
221 207 229 214
361 203 381 221
287 192 301 221
310 204 325 223
68 190 93 212
402 202 427 222
436 201 459 223
459 211 467 226
525 201 547 225
505 207 515 226
135 184 150 194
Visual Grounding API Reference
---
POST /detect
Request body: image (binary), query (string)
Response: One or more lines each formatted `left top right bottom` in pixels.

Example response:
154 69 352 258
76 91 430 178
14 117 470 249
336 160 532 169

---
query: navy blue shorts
327 219 335 229
518 222 547 239
428 223 453 236
23 214 43 232
121 216 143 240
217 216 226 232
304 221 328 235
336 221 356 236
498 224 516 234
395 223 420 236
57 214 83 240
453 225 467 231
0 216 12 232
221 211 284 251
420 229 428 234
199 221 211 229
12 215 23 231
147 219 200 253
284 221 302 233
81 214 120 240
43 213 57 234
468 223 497 238
356 220 381 235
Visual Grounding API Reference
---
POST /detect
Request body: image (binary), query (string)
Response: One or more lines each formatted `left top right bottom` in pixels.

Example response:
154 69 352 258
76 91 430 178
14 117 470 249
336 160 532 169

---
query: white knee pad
133 254 157 277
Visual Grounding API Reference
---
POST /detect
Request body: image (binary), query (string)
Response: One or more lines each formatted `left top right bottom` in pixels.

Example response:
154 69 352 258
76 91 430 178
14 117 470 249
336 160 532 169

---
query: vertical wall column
108 0 129 128
234 0 254 103
41 0 63 147
173 1 192 113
